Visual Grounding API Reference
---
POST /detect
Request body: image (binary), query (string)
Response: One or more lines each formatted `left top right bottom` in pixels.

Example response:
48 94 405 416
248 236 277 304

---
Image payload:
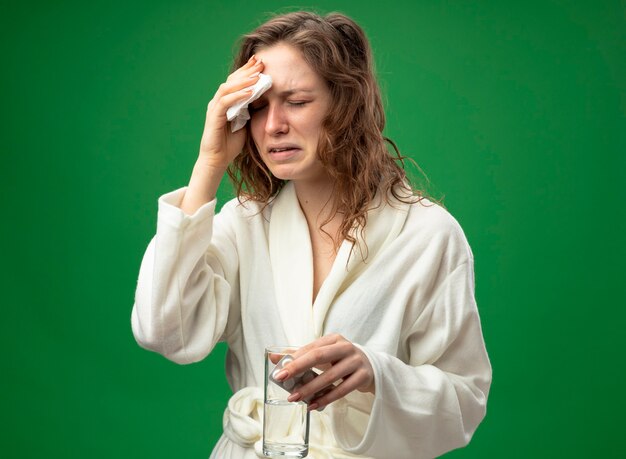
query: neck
292 177 340 237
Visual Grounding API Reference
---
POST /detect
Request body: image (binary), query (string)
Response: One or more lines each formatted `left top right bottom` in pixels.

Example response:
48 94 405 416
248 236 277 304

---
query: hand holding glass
263 346 311 458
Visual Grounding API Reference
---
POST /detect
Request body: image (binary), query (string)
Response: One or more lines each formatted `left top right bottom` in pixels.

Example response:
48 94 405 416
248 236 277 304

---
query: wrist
180 161 226 215
193 158 229 177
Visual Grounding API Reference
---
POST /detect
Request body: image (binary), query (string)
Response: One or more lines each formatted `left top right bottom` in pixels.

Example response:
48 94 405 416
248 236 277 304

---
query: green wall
2 0 624 457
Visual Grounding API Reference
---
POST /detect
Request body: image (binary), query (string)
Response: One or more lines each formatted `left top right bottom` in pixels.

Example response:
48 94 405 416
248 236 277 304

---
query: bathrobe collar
269 181 410 344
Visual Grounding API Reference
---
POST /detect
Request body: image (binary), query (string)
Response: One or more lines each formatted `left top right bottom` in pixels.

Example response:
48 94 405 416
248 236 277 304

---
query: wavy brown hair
228 11 421 249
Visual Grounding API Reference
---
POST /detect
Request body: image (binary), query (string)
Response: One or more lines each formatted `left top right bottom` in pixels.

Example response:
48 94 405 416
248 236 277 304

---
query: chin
268 168 301 181
263 160 326 184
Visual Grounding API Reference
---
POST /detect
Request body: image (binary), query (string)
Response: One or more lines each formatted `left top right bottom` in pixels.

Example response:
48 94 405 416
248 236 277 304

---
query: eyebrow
275 88 315 96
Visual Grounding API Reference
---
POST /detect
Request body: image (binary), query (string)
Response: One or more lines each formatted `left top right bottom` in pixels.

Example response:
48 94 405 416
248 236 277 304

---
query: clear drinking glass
263 346 310 458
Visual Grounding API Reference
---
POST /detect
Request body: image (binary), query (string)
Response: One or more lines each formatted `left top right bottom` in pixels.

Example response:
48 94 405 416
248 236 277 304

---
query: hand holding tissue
226 73 273 132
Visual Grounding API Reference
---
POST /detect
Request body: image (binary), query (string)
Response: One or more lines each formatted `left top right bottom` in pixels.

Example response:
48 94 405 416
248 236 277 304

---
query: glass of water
263 346 310 458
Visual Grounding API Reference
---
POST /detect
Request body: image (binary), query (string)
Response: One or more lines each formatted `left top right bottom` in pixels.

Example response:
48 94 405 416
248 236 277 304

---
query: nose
264 103 289 136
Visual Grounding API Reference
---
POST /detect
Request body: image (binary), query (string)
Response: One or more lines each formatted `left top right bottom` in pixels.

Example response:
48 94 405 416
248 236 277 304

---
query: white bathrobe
131 182 492 459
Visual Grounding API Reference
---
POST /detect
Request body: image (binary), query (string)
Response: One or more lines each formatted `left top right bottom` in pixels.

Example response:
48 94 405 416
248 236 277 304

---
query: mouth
268 145 300 152
267 145 301 159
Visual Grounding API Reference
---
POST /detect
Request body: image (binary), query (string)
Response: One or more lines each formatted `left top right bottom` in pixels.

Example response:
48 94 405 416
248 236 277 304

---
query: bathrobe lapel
270 182 411 342
311 194 410 337
269 182 316 345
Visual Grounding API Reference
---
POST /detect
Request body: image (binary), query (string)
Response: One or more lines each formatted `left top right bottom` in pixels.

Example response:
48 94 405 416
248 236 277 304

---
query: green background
2 0 624 457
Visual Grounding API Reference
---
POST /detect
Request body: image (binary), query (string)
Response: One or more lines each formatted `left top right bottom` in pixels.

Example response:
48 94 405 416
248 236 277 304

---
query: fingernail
287 392 301 402
307 403 319 411
275 370 288 381
249 71 260 79
249 55 256 62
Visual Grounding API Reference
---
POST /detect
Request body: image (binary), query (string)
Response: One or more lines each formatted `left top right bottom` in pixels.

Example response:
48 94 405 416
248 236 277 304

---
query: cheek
300 114 325 145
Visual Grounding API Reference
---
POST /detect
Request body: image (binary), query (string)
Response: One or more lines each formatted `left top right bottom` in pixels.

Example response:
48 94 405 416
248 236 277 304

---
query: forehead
255 43 325 93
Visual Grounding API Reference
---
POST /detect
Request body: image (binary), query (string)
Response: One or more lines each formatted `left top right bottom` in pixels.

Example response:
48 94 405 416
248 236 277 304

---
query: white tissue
226 73 273 132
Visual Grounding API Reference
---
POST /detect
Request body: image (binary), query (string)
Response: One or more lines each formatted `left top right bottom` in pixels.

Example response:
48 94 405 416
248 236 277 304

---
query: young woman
132 11 492 459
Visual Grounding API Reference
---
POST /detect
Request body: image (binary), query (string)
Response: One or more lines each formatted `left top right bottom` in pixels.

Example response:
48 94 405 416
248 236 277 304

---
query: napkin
226 73 273 132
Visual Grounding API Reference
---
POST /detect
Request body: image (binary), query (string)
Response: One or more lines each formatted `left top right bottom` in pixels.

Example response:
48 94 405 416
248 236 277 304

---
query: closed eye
288 101 309 107
249 103 267 113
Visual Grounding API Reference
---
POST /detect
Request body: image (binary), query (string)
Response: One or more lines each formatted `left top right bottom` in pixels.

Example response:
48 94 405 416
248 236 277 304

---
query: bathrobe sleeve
330 217 492 459
131 187 241 364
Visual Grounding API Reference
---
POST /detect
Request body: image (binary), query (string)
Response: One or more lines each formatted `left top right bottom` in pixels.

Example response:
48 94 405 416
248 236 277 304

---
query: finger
309 370 368 410
215 74 260 99
288 334 339 360
283 340 352 379
235 55 257 73
227 57 264 81
289 334 346 365
268 352 284 365
287 356 358 403
215 87 252 116
306 356 357 394
206 88 252 130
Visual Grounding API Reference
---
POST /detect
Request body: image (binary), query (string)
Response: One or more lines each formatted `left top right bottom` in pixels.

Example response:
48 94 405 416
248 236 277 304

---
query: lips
267 144 301 160
268 144 300 153
270 147 296 152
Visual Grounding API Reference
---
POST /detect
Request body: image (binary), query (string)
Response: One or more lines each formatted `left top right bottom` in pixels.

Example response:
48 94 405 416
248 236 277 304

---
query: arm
182 54 265 214
130 190 241 364
276 248 491 458
130 56 266 363
333 261 491 459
